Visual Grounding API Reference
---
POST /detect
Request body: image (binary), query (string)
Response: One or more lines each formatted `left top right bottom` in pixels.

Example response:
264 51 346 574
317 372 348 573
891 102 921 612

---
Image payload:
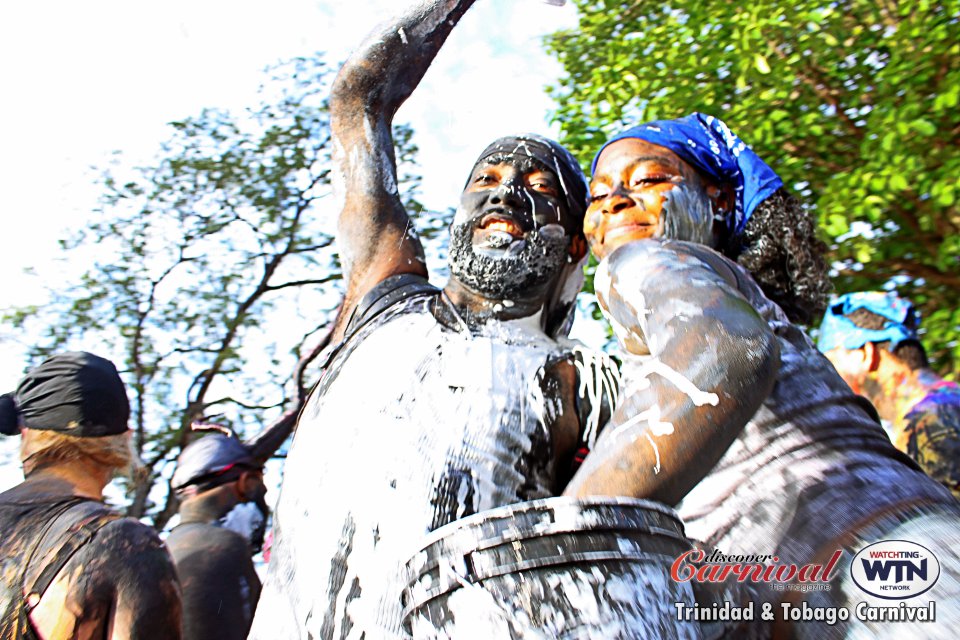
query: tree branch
291 240 336 253
264 275 341 291
144 442 180 471
245 315 337 462
202 396 286 412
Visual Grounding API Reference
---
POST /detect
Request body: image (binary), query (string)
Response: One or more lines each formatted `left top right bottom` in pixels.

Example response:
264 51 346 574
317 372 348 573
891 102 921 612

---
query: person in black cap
0 351 182 640
166 432 267 640
251 1 617 637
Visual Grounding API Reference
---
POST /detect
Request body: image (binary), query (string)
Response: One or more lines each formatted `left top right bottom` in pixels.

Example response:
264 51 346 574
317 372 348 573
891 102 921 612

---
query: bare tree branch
246 314 338 462
203 396 286 412
264 275 341 291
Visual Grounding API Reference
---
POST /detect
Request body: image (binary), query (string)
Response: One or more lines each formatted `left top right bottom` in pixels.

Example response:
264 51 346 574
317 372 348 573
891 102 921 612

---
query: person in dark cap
0 351 182 640
250 2 617 637
166 432 267 640
820 291 960 498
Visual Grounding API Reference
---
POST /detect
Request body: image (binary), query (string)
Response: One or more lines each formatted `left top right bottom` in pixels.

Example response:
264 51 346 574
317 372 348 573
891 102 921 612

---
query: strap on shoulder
24 505 121 612
345 273 439 337
314 272 439 374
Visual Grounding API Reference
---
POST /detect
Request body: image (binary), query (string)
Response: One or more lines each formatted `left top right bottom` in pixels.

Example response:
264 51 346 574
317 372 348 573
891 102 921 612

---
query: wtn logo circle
850 540 940 600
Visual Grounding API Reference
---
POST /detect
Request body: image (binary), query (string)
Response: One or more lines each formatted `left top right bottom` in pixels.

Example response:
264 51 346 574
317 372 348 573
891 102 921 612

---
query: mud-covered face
448 157 576 299
460 157 573 240
586 138 724 259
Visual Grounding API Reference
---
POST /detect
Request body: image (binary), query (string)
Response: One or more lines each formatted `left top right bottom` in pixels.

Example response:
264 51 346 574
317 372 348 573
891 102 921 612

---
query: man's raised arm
331 0 477 336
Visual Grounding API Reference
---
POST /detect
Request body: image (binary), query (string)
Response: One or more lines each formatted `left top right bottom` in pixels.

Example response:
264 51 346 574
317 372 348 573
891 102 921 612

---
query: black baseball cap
172 434 259 494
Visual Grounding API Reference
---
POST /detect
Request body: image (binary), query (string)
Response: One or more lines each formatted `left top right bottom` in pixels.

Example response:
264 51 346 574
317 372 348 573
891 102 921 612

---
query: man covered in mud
250 1 615 638
167 432 267 640
0 352 182 640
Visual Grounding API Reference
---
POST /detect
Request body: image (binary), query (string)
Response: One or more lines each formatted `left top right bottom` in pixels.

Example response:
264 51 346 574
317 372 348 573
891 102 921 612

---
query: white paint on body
252 300 573 638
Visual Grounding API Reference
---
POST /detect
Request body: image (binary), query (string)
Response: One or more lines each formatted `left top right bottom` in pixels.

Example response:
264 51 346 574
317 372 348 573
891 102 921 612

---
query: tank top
253 278 612 639
0 493 119 640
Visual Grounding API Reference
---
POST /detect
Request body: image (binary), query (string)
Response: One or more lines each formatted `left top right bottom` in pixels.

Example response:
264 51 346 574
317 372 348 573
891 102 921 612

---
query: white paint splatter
572 345 621 450
627 358 720 408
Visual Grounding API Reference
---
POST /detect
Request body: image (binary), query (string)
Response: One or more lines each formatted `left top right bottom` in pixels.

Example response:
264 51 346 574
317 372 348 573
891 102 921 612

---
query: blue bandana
591 113 783 235
818 292 920 353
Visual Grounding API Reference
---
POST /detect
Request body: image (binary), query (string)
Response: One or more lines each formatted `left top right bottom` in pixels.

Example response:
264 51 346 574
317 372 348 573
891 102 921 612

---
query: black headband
470 134 589 227
1 352 130 438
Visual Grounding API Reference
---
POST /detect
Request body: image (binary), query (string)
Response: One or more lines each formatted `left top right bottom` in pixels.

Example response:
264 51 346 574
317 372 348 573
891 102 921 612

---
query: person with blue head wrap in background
819 291 921 354
565 113 960 638
820 291 960 499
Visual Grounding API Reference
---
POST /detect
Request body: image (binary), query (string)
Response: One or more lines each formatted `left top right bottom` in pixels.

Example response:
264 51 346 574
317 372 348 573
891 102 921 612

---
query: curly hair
717 188 832 325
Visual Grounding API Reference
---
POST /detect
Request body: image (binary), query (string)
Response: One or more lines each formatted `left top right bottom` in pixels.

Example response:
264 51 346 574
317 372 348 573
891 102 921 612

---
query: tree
2 55 439 529
547 0 959 375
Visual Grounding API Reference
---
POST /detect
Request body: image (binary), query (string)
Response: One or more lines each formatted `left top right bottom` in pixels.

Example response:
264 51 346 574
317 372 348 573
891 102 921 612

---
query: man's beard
447 220 570 300
220 499 269 554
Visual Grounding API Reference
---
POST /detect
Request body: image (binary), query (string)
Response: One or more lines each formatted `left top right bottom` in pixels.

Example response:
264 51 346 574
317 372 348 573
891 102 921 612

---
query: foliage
2 55 436 528
547 0 960 375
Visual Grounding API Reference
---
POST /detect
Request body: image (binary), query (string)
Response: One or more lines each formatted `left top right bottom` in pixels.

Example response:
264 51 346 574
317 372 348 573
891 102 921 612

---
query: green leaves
911 119 937 137
754 53 771 74
549 0 960 375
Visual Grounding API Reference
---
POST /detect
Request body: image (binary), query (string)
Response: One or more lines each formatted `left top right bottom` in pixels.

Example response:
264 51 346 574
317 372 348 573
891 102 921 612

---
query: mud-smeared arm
564 239 780 505
331 0 478 338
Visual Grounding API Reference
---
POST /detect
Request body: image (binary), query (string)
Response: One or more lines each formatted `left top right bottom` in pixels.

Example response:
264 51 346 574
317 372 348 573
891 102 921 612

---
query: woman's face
586 138 724 259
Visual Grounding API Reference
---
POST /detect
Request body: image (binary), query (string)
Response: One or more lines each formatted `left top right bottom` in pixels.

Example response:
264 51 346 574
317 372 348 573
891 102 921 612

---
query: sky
0 0 588 486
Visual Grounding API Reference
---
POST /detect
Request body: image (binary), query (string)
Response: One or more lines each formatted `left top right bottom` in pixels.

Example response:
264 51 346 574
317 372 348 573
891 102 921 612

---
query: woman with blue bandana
820 291 960 500
585 112 831 323
567 114 960 638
